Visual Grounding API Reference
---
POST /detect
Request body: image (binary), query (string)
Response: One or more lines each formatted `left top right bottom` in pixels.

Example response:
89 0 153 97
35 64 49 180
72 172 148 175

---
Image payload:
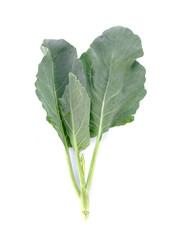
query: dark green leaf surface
59 73 90 151
35 39 85 145
80 26 146 138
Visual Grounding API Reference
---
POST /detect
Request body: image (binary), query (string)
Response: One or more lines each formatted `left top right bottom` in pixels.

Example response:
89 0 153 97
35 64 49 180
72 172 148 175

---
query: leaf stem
86 135 101 191
64 146 80 198
73 138 85 189
81 188 89 220
86 93 104 191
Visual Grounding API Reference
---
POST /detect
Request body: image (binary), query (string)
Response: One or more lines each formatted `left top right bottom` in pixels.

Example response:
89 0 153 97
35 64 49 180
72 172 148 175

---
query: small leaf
59 73 90 151
80 154 85 176
80 26 146 138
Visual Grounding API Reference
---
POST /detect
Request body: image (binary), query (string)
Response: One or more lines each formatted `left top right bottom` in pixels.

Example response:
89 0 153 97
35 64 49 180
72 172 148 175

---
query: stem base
81 188 89 220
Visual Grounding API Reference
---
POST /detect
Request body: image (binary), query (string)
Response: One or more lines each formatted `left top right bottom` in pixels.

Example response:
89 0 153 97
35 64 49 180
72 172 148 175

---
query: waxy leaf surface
59 73 90 151
80 26 146 138
35 40 85 145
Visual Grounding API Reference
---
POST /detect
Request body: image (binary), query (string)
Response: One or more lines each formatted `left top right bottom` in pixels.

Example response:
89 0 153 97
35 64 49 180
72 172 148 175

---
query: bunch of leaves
35 26 146 220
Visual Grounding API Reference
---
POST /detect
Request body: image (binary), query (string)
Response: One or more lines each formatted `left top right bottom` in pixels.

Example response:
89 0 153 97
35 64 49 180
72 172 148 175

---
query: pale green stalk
72 135 89 220
86 137 101 191
64 146 80 198
86 93 104 191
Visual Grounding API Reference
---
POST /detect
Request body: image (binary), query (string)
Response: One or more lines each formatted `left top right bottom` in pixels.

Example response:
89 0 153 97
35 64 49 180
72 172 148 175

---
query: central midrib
97 53 113 139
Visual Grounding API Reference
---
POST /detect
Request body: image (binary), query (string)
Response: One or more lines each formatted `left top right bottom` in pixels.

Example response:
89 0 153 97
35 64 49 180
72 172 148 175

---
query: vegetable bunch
35 26 146 220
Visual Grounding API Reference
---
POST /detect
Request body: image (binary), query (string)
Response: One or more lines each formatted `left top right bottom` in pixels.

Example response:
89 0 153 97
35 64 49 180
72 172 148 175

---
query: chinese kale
35 26 146 220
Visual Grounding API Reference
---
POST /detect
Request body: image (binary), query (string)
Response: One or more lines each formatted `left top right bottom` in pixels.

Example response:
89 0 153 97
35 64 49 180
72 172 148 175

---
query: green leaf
80 26 147 138
59 73 90 152
35 39 86 145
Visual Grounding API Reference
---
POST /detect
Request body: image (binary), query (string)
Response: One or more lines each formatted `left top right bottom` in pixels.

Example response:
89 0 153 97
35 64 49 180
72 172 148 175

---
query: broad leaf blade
35 40 85 145
59 73 90 152
80 26 146 138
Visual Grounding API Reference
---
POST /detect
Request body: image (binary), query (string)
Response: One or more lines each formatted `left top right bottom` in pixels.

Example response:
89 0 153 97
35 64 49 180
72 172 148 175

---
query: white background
0 0 177 239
